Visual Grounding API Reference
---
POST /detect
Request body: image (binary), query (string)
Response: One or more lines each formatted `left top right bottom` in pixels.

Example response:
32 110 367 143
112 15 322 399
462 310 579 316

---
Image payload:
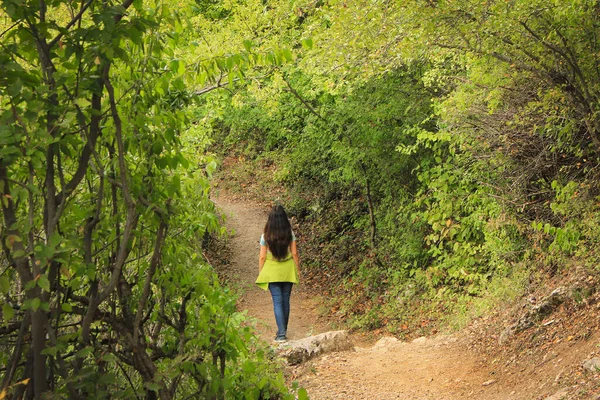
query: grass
442 266 530 331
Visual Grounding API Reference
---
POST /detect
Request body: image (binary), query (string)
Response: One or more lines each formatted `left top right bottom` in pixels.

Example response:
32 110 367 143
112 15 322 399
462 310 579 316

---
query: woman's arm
290 241 300 277
258 245 267 272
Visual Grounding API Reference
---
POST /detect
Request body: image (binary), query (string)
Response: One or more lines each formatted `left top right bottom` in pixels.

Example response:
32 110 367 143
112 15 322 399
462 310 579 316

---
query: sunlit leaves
300 37 313 49
0 0 292 396
197 0 600 338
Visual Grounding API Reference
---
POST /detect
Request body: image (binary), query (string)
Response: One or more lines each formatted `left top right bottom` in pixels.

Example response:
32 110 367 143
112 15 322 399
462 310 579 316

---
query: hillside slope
211 188 600 399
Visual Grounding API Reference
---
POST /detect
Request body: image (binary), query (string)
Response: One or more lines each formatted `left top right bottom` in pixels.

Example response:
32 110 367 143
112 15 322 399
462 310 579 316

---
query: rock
279 330 354 365
532 288 567 317
582 357 600 372
499 287 567 345
498 327 514 345
481 379 496 387
372 336 400 351
545 388 570 400
411 336 428 344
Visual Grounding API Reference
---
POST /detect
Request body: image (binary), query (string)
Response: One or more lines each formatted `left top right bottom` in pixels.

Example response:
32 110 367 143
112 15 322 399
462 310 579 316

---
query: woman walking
255 205 300 342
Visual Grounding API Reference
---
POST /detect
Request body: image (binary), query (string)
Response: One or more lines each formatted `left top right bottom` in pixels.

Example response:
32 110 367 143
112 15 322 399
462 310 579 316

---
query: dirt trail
215 195 564 399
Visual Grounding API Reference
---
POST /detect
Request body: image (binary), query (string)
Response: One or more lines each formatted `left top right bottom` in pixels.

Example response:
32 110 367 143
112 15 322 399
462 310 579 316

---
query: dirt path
215 195 569 400
292 335 543 400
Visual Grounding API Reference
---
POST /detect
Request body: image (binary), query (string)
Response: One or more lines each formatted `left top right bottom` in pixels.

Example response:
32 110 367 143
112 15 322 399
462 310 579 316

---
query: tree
0 0 289 398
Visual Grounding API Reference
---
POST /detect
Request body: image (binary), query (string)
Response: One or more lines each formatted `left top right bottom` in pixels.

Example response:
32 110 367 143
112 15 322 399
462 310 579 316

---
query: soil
213 191 600 399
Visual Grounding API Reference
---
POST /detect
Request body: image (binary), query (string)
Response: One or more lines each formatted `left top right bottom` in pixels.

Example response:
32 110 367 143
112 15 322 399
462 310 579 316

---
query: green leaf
74 98 91 108
145 382 161 391
6 234 22 247
38 274 50 292
152 140 163 155
0 276 10 295
298 387 309 400
61 303 73 312
25 279 37 290
7 79 22 97
76 347 93 359
42 346 58 356
31 297 41 311
206 160 217 177
101 352 118 362
68 277 81 290
127 27 143 46
301 38 313 49
2 303 15 322
170 59 180 73
12 249 25 258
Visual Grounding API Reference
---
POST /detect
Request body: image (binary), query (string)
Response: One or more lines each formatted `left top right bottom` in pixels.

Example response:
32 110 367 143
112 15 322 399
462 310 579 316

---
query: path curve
215 195 548 400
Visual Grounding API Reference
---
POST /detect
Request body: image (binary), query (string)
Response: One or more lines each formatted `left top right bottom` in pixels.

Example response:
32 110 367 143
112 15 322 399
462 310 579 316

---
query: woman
255 205 300 342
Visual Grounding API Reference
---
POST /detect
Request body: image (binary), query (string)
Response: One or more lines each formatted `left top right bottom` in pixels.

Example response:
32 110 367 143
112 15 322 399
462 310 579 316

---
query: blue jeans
268 282 293 338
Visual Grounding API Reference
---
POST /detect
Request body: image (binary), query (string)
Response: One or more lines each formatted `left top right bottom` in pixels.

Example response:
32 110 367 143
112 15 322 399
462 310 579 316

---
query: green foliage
0 0 291 397
4 0 600 393
194 0 231 20
203 0 600 336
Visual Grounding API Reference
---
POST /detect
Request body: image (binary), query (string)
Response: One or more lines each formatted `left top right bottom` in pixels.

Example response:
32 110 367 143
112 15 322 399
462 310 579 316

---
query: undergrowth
212 149 600 340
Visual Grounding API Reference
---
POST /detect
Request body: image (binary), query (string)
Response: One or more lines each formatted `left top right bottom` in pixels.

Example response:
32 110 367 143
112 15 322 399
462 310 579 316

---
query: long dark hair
264 205 293 260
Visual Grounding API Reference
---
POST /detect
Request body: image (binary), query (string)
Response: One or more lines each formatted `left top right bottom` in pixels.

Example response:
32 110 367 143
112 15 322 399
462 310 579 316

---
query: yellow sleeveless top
255 252 299 290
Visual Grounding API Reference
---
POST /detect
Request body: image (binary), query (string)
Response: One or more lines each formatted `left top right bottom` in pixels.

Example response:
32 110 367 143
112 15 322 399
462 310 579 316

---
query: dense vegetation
207 0 600 333
0 0 296 398
2 0 600 398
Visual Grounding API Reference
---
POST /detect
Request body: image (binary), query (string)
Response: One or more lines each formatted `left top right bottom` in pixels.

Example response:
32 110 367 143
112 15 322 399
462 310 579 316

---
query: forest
1 0 600 398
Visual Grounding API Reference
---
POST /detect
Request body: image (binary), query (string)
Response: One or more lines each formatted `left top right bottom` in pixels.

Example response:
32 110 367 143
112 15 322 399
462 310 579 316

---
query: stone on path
279 330 354 365
371 336 401 351
544 388 570 400
582 357 600 373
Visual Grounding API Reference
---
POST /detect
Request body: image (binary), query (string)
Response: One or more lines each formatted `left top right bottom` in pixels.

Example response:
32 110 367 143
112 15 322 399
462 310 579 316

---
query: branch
48 0 95 48
0 21 20 40
113 0 135 24
54 0 141 207
82 67 139 341
44 320 82 399
0 164 34 285
105 69 133 207
151 287 166 342
56 85 103 209
281 76 328 123
432 41 539 73
358 162 377 252
50 0 135 49
115 359 143 400
132 219 167 345
519 20 591 102
0 314 30 391
95 68 138 304
84 175 104 265
0 320 23 335
193 77 233 96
